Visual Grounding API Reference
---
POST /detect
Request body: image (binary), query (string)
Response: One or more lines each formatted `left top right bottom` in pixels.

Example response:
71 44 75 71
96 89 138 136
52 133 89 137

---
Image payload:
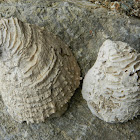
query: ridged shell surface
82 40 140 123
0 17 80 123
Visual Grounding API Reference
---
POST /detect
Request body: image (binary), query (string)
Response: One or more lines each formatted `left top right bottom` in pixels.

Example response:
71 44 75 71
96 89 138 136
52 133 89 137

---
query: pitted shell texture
82 40 140 123
0 17 80 123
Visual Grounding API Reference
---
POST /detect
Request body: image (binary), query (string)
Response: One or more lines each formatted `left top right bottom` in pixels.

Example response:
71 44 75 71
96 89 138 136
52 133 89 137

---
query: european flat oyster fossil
82 40 140 123
0 17 80 123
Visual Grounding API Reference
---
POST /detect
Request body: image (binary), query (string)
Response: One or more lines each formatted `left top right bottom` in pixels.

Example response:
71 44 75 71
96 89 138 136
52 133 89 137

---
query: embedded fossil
82 39 140 123
0 17 80 123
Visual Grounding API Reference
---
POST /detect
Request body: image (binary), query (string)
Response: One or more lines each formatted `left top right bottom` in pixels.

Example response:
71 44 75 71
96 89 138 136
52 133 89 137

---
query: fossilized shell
82 39 140 123
0 17 80 123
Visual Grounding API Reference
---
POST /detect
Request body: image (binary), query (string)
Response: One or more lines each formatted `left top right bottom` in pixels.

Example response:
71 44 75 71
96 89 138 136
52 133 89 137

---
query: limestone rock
0 17 80 123
0 1 140 140
82 40 140 123
89 0 140 17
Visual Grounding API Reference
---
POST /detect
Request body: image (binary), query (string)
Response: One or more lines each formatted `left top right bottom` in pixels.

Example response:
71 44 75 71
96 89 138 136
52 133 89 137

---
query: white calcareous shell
0 17 80 123
82 40 140 123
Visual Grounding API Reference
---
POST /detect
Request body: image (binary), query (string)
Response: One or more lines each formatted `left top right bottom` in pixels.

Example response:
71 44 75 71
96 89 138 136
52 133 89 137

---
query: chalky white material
82 40 140 123
0 17 80 123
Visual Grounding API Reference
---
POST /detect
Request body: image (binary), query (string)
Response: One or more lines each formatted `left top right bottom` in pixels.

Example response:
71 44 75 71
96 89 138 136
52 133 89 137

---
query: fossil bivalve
82 39 140 123
0 17 80 123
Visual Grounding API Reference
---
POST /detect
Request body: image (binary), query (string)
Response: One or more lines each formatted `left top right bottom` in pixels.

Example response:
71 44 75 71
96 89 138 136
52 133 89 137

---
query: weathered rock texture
0 17 80 123
82 40 140 123
89 0 140 17
0 0 140 140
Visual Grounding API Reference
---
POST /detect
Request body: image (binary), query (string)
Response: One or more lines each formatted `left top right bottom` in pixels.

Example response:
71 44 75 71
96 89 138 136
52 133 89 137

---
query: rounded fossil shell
82 40 140 123
0 17 80 123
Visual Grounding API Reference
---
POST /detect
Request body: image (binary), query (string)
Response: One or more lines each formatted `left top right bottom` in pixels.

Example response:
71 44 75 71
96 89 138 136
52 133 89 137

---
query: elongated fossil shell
82 40 140 123
0 17 80 123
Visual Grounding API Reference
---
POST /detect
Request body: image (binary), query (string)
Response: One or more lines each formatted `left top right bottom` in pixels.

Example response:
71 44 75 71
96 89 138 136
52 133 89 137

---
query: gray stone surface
88 0 140 17
0 0 140 140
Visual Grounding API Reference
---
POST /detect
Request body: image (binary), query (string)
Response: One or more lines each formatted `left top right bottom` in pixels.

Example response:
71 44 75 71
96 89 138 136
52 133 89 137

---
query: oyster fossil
82 40 140 123
0 17 80 123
